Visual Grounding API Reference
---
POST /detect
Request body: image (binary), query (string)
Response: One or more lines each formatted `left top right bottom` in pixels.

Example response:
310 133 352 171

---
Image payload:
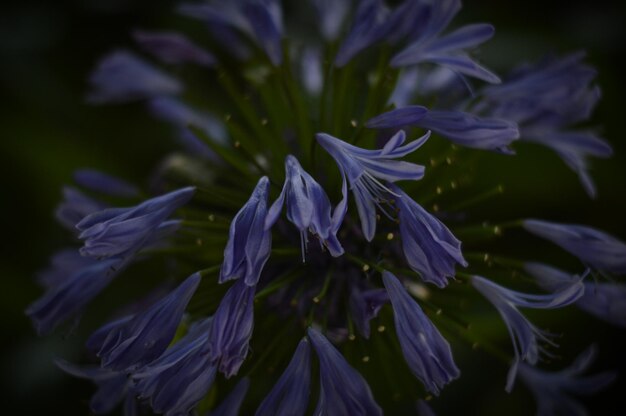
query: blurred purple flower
88 50 182 103
524 219 626 274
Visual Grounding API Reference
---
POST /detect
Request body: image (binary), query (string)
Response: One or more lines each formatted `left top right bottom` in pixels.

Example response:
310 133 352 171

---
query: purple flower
390 0 499 83
26 257 122 335
86 273 200 371
382 271 460 395
523 219 626 274
208 279 256 377
87 50 182 103
478 53 611 197
243 0 283 66
256 338 311 416
55 187 107 231
348 286 388 339
307 327 383 416
55 360 133 415
133 317 217 416
367 107 519 153
209 377 250 416
133 30 216 66
525 262 626 328
516 345 617 416
334 0 392 67
471 275 585 391
316 130 429 241
310 0 350 41
179 0 282 65
73 169 139 198
77 186 195 260
36 248 94 288
524 130 611 198
266 155 344 258
220 177 272 285
390 184 467 288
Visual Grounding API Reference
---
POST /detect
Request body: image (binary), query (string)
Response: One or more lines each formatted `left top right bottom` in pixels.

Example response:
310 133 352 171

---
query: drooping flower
86 273 200 371
382 271 460 395
256 338 311 416
220 176 272 286
316 129 429 241
87 50 182 103
334 0 392 67
390 0 499 83
179 0 283 65
55 360 135 415
208 278 256 377
477 52 611 197
348 286 388 339
76 186 195 260
515 345 617 416
525 262 626 328
471 275 585 391
266 155 344 258
26 257 122 335
209 377 250 416
390 184 467 288
133 317 217 416
307 327 382 416
73 169 140 198
366 107 519 153
523 219 626 274
133 30 216 67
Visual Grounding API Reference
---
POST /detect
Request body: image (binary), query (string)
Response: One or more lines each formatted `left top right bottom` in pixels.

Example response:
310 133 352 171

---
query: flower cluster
29 0 624 415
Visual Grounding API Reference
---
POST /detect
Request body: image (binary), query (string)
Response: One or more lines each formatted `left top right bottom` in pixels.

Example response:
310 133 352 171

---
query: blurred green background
1 0 625 414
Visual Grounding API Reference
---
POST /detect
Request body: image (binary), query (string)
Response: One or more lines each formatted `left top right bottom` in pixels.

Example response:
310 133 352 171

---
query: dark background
1 0 625 414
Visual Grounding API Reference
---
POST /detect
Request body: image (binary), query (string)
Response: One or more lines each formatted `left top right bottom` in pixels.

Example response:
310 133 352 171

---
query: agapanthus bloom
132 317 216 415
85 273 200 371
267 155 344 258
316 130 429 241
472 275 585 390
383 271 460 395
390 184 467 287
77 186 195 259
524 219 626 274
307 327 382 416
208 278 256 377
525 262 626 328
29 0 623 414
514 345 617 416
220 177 272 285
256 338 311 416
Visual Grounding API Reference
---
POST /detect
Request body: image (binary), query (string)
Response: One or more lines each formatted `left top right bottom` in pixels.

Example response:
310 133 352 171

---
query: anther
377 325 386 332
386 232 394 240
